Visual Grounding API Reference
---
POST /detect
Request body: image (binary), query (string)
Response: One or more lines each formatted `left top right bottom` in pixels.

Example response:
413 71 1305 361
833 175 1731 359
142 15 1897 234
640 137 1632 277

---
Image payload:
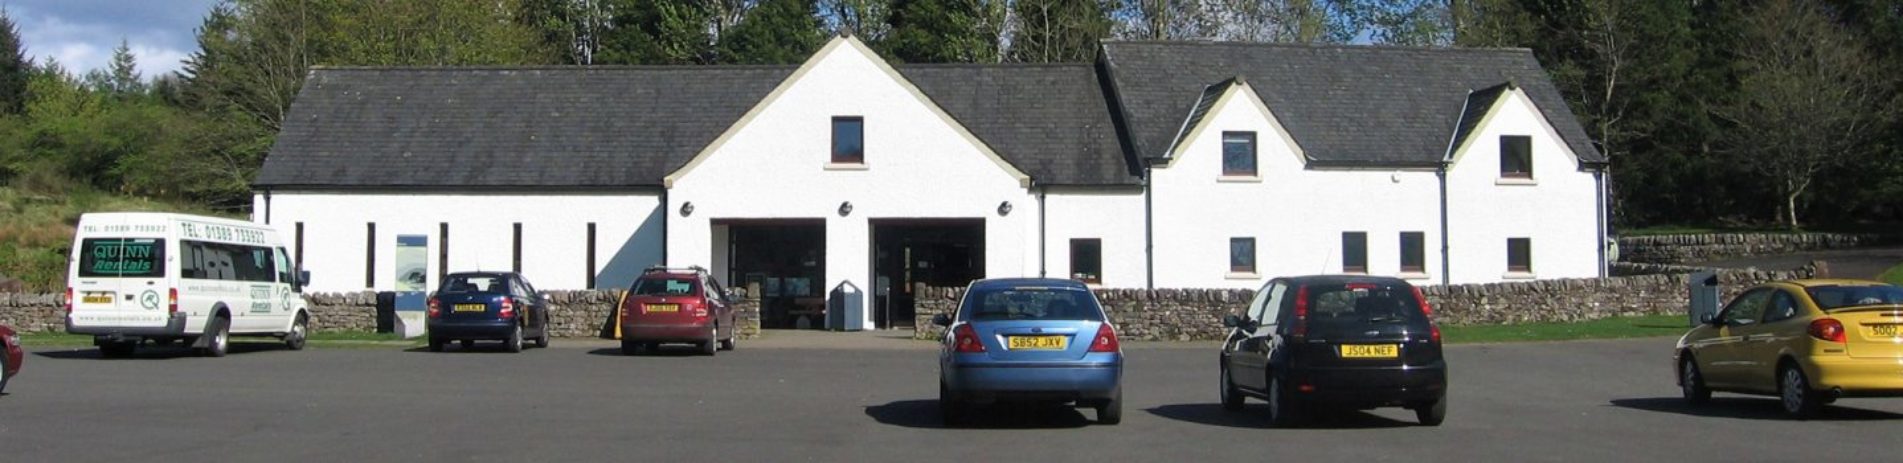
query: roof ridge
895 62 1094 69
310 64 801 71
1099 39 1533 54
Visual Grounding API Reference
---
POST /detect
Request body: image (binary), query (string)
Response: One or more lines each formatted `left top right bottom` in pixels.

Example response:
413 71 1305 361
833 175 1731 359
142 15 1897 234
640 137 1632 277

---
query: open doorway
723 220 826 330
871 220 985 329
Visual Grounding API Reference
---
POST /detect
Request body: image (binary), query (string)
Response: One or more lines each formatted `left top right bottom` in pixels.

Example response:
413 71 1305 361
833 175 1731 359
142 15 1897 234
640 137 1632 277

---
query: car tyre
1097 387 1124 425
461 339 475 350
198 316 230 358
1414 396 1447 426
719 329 737 351
1780 363 1822 419
1679 355 1710 405
283 313 308 351
428 336 445 353
534 324 550 349
1267 375 1302 427
1219 363 1244 411
939 382 966 427
100 341 137 359
700 325 718 356
621 339 640 356
505 325 524 353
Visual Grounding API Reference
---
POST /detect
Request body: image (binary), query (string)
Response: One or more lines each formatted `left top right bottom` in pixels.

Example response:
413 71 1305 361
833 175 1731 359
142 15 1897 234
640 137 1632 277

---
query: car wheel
1096 387 1124 425
700 325 718 356
534 324 550 349
460 339 475 350
939 382 966 427
622 339 641 356
719 329 737 351
1679 355 1711 405
198 316 230 358
100 341 137 358
1219 363 1244 411
284 313 308 351
505 325 524 353
1267 375 1302 427
1414 396 1447 426
428 336 445 353
1780 363 1822 418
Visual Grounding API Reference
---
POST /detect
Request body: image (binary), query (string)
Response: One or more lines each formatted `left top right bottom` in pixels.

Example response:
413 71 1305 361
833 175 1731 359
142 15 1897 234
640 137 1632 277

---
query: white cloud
10 0 217 80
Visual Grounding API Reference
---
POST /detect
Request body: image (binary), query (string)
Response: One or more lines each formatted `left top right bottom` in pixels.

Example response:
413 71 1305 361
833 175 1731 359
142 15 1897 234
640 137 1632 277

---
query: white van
66 212 311 357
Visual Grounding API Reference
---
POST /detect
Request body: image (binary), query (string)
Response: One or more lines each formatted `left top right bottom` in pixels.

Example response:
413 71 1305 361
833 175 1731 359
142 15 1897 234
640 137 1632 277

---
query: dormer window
1500 135 1531 178
832 116 864 164
1222 131 1257 177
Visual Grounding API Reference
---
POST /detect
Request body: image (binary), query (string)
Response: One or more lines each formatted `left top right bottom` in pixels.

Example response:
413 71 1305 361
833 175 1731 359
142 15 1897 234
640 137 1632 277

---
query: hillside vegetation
0 186 234 292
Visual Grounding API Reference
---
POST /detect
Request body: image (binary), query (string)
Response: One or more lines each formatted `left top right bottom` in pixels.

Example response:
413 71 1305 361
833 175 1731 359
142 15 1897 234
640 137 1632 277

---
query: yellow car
1675 279 1903 417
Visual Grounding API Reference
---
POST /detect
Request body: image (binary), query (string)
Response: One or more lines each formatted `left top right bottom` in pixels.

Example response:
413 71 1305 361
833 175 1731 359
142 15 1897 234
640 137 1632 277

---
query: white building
253 36 1608 330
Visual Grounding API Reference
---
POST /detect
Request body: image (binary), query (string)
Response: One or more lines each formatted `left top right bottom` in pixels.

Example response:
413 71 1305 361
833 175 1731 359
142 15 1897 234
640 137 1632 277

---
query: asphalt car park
2 335 1900 462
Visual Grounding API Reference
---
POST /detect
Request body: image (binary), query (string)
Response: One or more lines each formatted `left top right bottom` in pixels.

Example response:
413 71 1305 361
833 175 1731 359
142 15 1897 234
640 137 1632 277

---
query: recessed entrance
871 219 985 329
721 220 826 330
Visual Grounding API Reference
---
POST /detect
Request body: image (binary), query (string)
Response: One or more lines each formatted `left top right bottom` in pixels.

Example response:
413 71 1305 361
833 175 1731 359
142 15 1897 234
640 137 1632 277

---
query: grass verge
1441 314 1689 344
1879 263 1903 286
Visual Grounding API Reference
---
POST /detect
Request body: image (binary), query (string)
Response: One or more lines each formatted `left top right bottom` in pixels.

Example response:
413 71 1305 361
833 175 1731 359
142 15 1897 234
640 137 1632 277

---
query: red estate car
619 267 738 356
2 324 22 395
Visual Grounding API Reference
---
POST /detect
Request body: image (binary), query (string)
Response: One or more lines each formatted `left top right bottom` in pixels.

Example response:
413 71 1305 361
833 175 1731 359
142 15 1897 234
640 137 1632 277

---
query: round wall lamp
838 201 853 217
679 201 695 217
997 201 1013 216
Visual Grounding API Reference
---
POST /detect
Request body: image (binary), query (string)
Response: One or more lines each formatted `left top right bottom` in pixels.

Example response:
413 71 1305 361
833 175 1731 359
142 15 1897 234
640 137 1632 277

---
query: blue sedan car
934 278 1124 425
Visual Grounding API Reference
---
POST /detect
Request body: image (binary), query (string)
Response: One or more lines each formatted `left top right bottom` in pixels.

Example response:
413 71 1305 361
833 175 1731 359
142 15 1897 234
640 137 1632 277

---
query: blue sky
6 0 223 79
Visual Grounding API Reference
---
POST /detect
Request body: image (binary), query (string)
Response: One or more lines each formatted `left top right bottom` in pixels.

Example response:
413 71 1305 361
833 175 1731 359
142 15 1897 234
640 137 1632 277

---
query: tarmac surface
3 332 1901 462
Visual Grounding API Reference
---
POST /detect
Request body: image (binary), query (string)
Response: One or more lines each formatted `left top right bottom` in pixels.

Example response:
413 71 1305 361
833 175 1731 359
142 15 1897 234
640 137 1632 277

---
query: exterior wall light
998 201 1013 216
679 201 694 217
838 201 853 217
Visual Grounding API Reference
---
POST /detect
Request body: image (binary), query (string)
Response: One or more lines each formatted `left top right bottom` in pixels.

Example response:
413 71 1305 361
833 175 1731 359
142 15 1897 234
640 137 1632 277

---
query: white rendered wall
1445 90 1601 284
1042 188 1146 288
1150 86 1444 289
258 191 664 292
667 40 1034 329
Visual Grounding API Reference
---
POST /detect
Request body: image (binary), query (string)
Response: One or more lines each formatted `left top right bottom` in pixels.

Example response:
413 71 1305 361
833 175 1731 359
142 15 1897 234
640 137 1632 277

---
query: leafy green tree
885 0 1006 62
84 40 147 97
1010 0 1115 63
596 0 715 64
823 0 894 42
518 0 610 64
0 9 29 115
714 0 827 64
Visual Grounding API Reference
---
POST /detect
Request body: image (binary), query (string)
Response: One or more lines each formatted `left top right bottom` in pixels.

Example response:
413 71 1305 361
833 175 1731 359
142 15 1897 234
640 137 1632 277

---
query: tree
0 8 30 115
1010 0 1115 63
1114 0 1207 40
885 0 1006 62
518 0 611 64
823 0 894 42
714 0 827 64
596 0 715 64
90 39 147 96
1717 0 1890 228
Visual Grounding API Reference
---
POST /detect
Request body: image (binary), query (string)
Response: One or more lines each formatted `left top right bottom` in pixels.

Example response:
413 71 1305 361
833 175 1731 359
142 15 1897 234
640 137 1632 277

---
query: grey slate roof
898 64 1136 185
254 66 796 188
1448 82 1513 162
1099 41 1604 167
1168 77 1239 156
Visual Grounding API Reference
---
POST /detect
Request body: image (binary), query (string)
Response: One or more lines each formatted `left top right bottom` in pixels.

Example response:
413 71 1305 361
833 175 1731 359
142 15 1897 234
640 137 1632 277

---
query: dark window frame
365 222 376 288
1400 232 1425 273
1507 237 1532 273
586 222 597 289
438 222 449 285
1342 231 1368 274
1230 237 1256 274
1500 135 1533 178
1069 238 1103 284
1221 131 1257 177
832 116 865 164
512 223 523 273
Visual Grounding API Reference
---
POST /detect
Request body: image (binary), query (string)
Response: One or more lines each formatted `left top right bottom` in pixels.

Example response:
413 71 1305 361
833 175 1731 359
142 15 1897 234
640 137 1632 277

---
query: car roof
1781 279 1895 288
1274 274 1413 286
446 271 516 279
968 278 1090 291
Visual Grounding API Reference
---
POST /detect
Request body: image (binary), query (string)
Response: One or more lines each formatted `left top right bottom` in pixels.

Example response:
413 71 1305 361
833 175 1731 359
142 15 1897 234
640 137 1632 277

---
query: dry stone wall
1618 233 1891 264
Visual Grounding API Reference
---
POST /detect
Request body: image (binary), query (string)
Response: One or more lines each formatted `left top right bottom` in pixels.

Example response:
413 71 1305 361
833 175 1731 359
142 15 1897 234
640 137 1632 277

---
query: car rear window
1807 285 1903 310
78 238 166 278
960 287 1104 321
441 275 507 294
1302 282 1428 329
632 277 699 296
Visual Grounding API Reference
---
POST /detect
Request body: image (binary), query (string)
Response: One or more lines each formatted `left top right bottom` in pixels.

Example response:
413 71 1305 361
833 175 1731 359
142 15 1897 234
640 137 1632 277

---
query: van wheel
100 341 138 358
283 313 308 351
505 325 524 353
199 316 230 358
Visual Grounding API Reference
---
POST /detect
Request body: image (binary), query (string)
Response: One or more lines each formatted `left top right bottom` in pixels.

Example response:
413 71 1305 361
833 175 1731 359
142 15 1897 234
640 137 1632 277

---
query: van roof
79 212 264 229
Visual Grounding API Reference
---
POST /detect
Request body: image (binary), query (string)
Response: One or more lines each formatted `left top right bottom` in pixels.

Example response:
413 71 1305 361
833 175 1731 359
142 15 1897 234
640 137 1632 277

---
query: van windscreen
79 238 166 278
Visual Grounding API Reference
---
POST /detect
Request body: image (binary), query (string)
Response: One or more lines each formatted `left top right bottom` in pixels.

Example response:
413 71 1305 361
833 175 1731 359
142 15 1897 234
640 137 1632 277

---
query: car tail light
691 302 709 319
1809 318 1846 343
499 297 516 319
952 324 985 353
1088 323 1121 353
64 287 74 314
1430 325 1442 343
427 297 441 318
1411 285 1434 319
168 288 178 315
1291 286 1310 338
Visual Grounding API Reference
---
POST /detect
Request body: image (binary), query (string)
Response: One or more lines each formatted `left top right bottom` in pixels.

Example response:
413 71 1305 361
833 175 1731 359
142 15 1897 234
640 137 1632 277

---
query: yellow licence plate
1874 324 1898 337
646 304 679 313
83 293 114 304
1007 336 1068 350
1340 344 1400 359
453 304 486 312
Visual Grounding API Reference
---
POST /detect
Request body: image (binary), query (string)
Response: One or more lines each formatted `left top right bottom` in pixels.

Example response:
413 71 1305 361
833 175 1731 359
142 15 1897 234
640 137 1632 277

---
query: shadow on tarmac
33 342 283 360
1610 397 1903 421
582 346 714 357
866 399 1094 429
1145 403 1417 429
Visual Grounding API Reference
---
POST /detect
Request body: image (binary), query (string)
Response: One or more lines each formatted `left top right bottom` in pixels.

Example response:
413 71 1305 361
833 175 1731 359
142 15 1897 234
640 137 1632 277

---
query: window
1507 237 1532 273
1400 232 1425 273
274 248 293 284
365 223 376 288
1342 232 1367 274
1763 291 1800 323
1247 281 1288 325
1230 237 1256 274
958 287 1104 322
1222 131 1256 177
78 238 165 278
1721 289 1772 325
1501 135 1532 178
181 241 275 283
632 277 699 296
512 223 523 273
832 116 864 164
1069 238 1102 284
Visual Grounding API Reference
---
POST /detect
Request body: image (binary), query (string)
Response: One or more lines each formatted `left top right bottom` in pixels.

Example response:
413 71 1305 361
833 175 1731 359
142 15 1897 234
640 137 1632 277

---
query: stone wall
1 290 763 339
913 263 1819 341
1618 233 1891 264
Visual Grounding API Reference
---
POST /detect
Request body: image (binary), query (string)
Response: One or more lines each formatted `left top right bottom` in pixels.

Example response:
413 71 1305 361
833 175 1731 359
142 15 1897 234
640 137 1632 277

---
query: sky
6 0 223 79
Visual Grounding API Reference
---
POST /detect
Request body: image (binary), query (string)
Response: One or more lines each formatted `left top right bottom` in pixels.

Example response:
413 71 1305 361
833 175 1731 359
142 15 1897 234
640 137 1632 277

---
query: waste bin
375 291 397 333
1688 271 1719 326
828 281 864 332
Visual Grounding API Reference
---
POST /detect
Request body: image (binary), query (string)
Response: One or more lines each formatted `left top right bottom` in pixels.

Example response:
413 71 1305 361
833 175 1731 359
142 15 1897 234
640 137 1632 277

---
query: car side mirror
297 270 311 287
723 289 737 301
932 314 952 327
1222 314 1243 328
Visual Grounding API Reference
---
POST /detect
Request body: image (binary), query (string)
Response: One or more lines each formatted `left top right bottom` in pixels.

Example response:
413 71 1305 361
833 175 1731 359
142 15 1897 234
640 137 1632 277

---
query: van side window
182 240 277 283
274 248 293 284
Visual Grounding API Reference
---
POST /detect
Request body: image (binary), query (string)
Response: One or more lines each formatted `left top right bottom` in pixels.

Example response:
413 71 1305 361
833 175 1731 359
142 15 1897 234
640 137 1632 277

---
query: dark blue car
426 272 551 353
933 278 1124 425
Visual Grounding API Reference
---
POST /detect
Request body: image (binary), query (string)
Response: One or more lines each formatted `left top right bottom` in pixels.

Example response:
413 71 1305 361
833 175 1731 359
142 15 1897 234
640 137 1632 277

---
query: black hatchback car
1218 275 1446 426
426 272 552 353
